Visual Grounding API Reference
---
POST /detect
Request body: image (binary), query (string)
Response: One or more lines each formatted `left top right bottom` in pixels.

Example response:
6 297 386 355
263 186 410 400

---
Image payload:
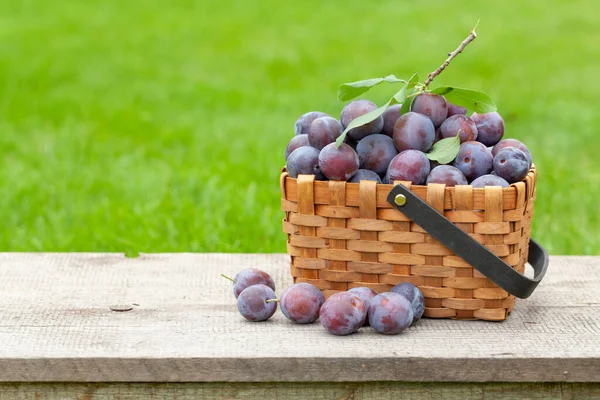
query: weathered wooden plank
1 382 600 400
0 253 599 383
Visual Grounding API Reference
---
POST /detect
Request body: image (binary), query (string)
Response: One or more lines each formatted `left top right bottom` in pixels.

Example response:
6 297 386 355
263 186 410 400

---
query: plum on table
368 292 413 334
221 268 276 299
280 283 325 324
347 287 378 326
391 282 425 325
320 292 367 335
237 284 278 322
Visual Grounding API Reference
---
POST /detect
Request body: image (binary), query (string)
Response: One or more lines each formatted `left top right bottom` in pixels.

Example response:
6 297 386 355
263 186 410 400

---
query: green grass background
0 0 598 255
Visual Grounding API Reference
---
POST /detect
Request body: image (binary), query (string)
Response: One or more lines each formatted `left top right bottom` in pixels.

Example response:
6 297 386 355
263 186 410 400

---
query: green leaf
392 73 420 104
429 86 497 113
406 72 420 89
338 75 406 101
393 86 407 104
335 98 396 148
399 87 419 115
426 131 461 164
429 86 453 96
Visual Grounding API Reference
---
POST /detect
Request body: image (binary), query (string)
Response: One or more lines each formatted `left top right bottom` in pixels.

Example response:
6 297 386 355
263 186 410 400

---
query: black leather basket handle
387 184 549 299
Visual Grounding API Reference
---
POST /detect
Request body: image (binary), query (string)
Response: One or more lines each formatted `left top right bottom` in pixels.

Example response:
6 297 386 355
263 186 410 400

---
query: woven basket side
417 184 443 313
282 166 537 321
296 175 318 284
451 185 475 319
387 180 413 299
325 180 349 294
356 180 379 294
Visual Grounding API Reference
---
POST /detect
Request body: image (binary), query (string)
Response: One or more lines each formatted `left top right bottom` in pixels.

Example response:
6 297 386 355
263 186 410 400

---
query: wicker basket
280 165 537 321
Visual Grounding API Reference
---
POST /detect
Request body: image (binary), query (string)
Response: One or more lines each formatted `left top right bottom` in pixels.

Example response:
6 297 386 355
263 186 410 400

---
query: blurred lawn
0 0 598 255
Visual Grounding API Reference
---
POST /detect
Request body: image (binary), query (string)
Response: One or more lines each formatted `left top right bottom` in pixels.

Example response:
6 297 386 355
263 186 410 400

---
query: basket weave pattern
280 166 537 321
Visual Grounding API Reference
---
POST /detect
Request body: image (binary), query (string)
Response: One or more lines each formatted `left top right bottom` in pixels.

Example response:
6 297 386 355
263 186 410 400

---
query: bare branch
424 22 479 88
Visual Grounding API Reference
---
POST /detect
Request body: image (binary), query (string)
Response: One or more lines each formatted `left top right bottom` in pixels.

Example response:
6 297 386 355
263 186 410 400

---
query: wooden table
0 253 599 399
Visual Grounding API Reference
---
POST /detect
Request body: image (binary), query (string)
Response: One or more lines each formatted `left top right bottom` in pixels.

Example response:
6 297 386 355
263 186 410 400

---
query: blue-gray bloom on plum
280 283 325 324
341 100 384 141
439 115 478 143
230 268 276 299
295 111 329 136
308 116 343 150
347 287 378 326
393 112 435 153
381 104 403 137
285 134 310 160
391 282 425 325
320 292 367 335
237 284 278 322
411 93 448 128
426 165 468 187
318 143 359 181
492 139 532 168
368 292 413 334
472 112 505 146
471 174 510 188
446 102 467 117
453 141 493 181
349 169 382 183
493 147 530 183
356 134 398 175
286 146 326 180
385 150 430 185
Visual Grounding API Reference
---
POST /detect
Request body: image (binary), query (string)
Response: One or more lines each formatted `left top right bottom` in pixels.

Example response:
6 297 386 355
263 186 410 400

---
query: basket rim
280 164 537 200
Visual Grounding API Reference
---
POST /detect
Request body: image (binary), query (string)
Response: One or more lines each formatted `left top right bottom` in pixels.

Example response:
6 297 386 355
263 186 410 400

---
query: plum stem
220 273 237 283
406 90 422 99
265 299 280 303
424 20 479 88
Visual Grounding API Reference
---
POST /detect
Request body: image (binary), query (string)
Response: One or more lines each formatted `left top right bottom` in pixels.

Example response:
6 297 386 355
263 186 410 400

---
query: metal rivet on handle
394 194 407 206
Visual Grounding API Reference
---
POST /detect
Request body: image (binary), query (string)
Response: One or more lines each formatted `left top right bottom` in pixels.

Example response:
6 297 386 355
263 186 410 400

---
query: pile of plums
285 94 533 187
223 268 425 336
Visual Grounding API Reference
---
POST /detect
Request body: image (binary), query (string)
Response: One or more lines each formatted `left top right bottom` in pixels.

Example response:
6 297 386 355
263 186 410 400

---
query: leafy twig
333 21 494 143
424 21 479 88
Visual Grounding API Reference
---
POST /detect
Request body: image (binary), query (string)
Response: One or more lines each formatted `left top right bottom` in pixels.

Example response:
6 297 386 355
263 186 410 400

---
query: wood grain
0 253 599 383
1 382 599 400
